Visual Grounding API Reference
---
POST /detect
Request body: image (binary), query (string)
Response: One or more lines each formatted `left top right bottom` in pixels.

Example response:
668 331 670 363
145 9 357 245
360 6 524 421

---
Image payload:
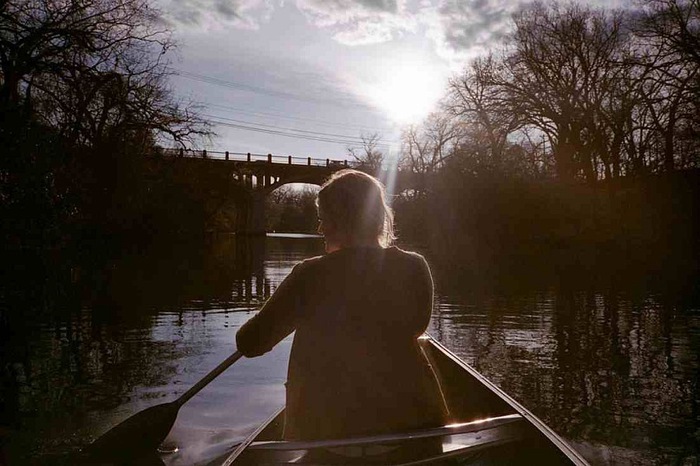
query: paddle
86 351 243 459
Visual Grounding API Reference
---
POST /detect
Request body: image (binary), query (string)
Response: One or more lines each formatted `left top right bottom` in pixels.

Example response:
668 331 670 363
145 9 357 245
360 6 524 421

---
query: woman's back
237 246 446 440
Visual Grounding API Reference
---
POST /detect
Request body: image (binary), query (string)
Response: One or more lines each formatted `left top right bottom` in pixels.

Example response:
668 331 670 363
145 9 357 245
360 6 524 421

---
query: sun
365 59 447 126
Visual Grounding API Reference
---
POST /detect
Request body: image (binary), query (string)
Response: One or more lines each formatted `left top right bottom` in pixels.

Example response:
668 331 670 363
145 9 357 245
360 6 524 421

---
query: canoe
211 335 589 465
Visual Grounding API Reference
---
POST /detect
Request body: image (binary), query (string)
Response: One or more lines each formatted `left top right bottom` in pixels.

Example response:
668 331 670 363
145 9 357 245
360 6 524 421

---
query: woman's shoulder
293 254 324 273
387 246 429 266
293 247 429 275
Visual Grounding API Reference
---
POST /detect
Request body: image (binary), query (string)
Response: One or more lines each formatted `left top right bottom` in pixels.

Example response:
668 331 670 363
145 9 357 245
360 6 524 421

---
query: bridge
159 148 423 235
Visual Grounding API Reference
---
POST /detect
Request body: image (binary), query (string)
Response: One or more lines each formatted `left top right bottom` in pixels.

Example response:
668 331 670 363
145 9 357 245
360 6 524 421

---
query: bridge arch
267 184 320 234
230 162 339 235
159 149 424 234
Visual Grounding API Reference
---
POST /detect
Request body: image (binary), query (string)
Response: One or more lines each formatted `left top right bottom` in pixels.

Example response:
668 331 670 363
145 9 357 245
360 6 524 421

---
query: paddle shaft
175 350 243 408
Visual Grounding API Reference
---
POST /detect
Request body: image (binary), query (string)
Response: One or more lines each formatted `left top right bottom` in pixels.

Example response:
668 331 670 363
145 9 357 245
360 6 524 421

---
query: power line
210 120 394 148
207 116 397 149
174 69 376 112
200 101 394 134
202 113 398 146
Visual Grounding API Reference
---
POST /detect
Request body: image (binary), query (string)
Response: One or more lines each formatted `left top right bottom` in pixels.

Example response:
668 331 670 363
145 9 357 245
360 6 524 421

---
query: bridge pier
239 191 267 236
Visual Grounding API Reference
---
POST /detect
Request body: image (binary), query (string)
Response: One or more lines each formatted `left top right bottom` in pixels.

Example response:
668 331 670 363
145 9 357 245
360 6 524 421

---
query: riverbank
392 169 700 292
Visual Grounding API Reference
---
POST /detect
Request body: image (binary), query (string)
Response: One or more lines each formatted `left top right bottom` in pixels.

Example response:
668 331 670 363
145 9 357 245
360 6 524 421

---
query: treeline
386 0 700 279
266 186 319 234
395 0 699 180
0 0 216 248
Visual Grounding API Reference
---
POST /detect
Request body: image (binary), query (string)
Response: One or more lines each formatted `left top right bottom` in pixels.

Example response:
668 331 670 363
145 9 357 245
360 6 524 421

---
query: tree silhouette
635 0 700 171
401 112 462 176
0 0 208 147
0 0 213 246
347 133 385 171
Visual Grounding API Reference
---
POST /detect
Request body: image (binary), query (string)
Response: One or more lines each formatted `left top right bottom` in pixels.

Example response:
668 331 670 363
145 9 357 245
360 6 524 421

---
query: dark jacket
235 246 447 440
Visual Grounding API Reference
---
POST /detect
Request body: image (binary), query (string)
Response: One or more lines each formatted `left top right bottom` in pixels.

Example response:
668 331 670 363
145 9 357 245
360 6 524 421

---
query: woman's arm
235 262 307 357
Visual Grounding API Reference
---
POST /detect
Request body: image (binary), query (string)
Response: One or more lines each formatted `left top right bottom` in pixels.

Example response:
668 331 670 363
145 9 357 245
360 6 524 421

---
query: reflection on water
0 235 322 465
1 235 698 465
430 289 700 464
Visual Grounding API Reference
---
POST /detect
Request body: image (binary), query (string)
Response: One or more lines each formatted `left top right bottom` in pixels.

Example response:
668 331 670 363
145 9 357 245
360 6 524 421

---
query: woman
235 169 446 443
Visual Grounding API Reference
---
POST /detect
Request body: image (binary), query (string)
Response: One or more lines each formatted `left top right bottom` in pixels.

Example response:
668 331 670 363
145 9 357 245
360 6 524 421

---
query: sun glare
366 62 446 126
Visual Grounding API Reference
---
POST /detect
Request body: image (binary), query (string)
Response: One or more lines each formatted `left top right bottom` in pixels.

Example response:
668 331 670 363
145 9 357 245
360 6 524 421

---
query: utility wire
202 113 398 146
201 101 394 134
207 117 396 149
174 69 376 112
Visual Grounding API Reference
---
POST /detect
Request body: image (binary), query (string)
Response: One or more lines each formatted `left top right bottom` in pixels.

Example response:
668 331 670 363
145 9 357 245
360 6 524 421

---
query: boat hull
215 335 589 465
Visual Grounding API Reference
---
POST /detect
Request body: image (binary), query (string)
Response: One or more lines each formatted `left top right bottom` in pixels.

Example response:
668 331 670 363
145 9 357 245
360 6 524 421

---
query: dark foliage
415 167 700 288
266 185 319 234
0 0 216 249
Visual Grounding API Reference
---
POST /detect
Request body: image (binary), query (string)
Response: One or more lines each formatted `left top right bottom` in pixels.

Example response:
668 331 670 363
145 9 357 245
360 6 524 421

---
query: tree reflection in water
1 235 698 465
0 235 312 464
429 276 700 465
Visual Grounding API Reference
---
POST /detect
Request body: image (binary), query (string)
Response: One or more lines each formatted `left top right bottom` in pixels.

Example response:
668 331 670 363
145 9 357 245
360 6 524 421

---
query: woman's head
316 169 395 252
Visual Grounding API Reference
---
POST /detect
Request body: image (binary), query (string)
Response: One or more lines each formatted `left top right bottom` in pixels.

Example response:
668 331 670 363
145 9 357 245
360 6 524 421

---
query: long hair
317 169 395 248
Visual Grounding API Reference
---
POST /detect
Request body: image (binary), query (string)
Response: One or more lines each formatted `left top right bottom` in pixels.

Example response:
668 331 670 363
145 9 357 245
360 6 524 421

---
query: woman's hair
317 169 395 248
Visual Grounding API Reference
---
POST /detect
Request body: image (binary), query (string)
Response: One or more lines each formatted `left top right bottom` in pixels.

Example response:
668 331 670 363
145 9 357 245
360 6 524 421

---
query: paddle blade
87 402 179 458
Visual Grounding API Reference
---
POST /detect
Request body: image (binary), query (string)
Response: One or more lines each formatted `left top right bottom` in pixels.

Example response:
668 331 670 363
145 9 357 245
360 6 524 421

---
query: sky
158 0 631 161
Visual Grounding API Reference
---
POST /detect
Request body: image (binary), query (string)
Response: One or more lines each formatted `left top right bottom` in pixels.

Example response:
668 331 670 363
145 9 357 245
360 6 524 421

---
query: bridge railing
159 148 361 168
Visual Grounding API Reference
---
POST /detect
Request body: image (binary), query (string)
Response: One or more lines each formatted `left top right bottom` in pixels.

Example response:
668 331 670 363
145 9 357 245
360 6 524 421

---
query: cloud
162 0 275 29
421 0 640 62
291 0 529 58
439 0 516 49
295 0 417 45
160 0 522 52
420 0 530 62
161 0 415 43
161 0 635 54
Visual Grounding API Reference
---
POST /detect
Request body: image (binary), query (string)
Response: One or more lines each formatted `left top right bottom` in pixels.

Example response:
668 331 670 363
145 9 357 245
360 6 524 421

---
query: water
1 235 698 465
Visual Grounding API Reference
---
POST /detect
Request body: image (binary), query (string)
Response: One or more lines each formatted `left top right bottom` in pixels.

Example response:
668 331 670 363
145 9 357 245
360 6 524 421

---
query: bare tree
347 132 385 170
490 2 632 181
401 112 462 174
445 55 523 171
634 0 700 170
637 0 700 68
0 0 209 148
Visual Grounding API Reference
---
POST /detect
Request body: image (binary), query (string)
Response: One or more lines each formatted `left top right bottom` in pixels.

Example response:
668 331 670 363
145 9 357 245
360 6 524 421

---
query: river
1 234 698 465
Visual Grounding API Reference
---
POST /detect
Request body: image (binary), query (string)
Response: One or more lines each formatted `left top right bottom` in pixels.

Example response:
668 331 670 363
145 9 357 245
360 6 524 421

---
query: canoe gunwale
220 406 285 466
421 335 590 466
247 413 523 451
